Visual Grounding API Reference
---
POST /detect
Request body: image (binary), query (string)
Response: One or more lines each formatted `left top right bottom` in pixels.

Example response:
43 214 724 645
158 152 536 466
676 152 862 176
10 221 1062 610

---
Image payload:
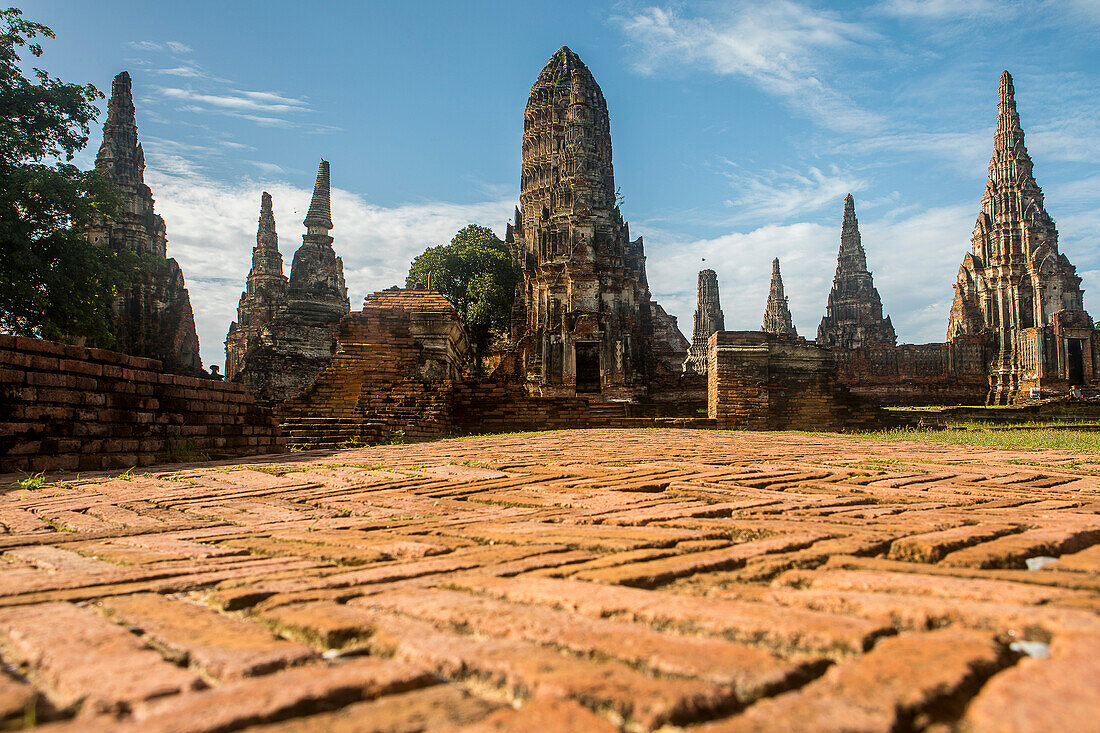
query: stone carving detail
507 47 685 398
948 71 1097 402
228 160 350 403
87 71 203 375
683 269 724 374
817 194 896 350
762 258 797 337
225 192 289 379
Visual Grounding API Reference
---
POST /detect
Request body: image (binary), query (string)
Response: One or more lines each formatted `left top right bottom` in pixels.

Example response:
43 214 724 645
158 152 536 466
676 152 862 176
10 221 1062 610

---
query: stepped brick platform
0 429 1097 731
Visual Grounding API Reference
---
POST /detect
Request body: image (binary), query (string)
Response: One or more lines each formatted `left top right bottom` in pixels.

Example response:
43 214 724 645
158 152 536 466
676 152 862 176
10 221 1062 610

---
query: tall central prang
507 47 684 398
948 71 1096 402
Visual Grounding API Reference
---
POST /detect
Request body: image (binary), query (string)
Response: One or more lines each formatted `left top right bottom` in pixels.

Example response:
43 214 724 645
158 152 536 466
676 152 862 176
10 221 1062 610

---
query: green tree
407 224 520 374
0 7 132 344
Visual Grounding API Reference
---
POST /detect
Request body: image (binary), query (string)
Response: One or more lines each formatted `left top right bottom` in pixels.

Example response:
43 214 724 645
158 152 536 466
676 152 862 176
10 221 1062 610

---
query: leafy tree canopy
406 224 520 372
0 7 133 344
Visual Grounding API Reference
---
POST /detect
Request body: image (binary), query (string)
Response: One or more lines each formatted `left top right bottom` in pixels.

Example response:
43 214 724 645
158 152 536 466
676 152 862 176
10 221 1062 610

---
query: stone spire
304 159 333 231
763 258 797 337
85 70 202 375
95 71 144 188
224 192 290 379
287 159 349 320
817 194 896 349
683 269 724 374
948 71 1092 402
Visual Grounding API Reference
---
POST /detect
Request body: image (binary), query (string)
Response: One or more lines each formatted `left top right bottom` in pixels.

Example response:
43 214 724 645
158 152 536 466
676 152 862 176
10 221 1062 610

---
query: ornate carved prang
683 269 724 374
510 47 687 397
763 258 797 337
86 71 203 376
817 194 896 350
947 71 1094 402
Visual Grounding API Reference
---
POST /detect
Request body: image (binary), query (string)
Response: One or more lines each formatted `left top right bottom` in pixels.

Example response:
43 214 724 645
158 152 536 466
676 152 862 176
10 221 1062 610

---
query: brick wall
708 331 881 430
0 334 284 475
833 338 990 406
277 291 468 449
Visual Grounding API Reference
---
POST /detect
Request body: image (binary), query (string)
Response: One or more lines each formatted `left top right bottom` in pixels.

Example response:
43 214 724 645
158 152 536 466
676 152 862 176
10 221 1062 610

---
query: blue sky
21 0 1100 369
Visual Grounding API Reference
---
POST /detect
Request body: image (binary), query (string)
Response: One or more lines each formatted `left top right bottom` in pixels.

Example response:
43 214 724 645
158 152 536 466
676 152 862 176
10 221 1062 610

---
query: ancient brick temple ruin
683 269 724 375
227 161 351 403
947 71 1099 403
87 72 203 375
505 47 687 399
762 258 797 337
817 194 896 350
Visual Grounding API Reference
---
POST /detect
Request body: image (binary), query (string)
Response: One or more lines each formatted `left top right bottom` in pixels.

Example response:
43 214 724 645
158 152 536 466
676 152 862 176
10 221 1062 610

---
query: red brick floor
1 428 1098 731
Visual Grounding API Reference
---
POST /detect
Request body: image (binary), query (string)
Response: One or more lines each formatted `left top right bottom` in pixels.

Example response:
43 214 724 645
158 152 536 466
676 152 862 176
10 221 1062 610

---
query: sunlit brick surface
1 429 1097 731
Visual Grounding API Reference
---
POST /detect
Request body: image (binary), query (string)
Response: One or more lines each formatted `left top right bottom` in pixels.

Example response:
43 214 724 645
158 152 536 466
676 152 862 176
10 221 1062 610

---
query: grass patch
849 425 1100 451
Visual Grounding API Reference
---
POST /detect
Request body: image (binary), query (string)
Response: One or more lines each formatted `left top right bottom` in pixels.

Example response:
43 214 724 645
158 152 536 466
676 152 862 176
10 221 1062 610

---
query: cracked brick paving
0 429 1097 731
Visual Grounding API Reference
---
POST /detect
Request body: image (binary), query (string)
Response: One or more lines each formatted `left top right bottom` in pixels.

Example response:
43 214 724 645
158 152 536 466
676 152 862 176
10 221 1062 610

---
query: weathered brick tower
286 160 349 324
763 258 797 337
948 71 1098 402
229 161 351 403
225 192 289 379
817 194 896 350
506 47 683 398
87 71 203 375
683 269 724 375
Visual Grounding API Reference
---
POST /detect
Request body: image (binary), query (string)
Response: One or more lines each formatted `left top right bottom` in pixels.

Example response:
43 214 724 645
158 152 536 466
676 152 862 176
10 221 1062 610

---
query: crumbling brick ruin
707 331 879 430
504 47 687 400
87 72 203 376
683 269 724 375
278 287 467 448
227 161 351 404
762 258 797 337
947 71 1099 403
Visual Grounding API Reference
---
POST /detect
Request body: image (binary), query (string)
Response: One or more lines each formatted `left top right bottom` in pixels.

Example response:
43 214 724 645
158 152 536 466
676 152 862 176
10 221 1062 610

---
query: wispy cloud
128 40 192 54
613 2 884 133
158 87 311 115
126 40 327 133
720 163 866 224
875 0 1017 19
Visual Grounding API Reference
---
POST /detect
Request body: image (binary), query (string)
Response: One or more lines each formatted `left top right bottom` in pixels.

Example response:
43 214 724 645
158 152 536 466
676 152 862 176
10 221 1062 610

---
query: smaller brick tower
762 258 797 337
817 194 896 350
287 160 349 321
230 160 352 404
683 269 724 374
225 192 289 379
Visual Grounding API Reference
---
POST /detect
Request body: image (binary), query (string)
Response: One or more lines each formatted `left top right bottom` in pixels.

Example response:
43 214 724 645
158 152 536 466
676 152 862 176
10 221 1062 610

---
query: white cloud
128 41 163 52
166 41 192 54
613 3 883 133
875 0 1015 19
720 163 866 224
143 165 514 370
158 87 310 115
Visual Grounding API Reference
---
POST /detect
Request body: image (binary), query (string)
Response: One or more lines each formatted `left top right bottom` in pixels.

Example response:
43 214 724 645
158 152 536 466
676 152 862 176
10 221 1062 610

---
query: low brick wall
0 334 284 475
708 331 881 430
833 338 989 406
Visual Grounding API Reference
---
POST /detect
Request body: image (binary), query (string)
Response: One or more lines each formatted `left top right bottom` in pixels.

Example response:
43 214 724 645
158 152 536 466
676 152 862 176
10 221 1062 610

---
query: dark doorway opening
575 342 601 393
1067 339 1085 385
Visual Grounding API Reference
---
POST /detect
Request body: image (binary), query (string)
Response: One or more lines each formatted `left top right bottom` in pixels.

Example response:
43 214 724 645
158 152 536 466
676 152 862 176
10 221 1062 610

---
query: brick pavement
0 428 1097 731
